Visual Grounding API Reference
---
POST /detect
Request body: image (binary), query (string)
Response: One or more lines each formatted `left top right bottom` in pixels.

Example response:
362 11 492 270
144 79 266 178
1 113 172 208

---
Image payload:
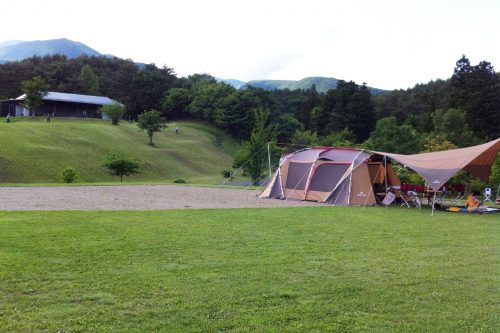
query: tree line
1 54 499 185
1 54 499 149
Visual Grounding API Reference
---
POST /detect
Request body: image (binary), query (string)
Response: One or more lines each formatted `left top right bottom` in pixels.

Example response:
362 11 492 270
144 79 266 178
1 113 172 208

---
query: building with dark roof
0 92 122 118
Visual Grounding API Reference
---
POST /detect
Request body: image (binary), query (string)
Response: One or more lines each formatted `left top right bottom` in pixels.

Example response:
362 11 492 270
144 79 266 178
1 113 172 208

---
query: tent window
308 164 350 192
285 162 312 190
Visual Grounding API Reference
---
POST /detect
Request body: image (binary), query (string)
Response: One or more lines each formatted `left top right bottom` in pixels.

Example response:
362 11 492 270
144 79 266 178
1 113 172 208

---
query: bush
98 102 125 125
222 170 234 180
102 154 140 182
174 178 186 183
62 166 77 183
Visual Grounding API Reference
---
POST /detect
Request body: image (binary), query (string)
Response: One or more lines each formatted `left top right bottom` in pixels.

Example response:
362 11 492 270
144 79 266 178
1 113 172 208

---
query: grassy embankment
0 206 498 332
0 117 239 184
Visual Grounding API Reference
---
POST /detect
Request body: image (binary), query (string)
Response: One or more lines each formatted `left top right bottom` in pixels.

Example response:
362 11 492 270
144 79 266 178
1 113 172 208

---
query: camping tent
374 138 500 191
260 147 400 205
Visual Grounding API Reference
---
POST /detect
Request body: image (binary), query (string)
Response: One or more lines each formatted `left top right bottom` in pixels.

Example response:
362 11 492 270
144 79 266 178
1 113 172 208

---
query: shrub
98 102 125 125
222 170 234 180
62 166 77 183
174 178 186 183
102 154 140 182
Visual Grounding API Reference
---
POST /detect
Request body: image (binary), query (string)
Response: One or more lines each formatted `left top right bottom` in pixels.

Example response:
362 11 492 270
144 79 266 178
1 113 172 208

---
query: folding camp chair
483 187 493 203
447 184 467 206
404 190 421 208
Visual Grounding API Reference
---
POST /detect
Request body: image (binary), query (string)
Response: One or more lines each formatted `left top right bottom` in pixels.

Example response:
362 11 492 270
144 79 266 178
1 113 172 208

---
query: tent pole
267 142 272 180
384 156 388 194
431 191 436 216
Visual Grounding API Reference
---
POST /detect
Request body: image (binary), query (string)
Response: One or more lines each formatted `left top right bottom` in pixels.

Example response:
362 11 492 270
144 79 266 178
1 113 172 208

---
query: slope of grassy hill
0 118 239 184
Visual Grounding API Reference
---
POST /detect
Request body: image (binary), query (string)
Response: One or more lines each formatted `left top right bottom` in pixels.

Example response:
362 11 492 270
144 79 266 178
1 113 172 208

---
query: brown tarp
374 138 500 191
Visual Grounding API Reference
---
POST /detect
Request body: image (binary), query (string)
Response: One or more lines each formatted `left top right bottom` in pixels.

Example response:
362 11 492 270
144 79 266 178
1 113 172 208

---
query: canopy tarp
374 138 500 191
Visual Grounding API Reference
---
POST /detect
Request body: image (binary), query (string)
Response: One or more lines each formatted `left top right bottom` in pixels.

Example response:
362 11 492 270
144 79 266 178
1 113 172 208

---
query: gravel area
0 185 324 211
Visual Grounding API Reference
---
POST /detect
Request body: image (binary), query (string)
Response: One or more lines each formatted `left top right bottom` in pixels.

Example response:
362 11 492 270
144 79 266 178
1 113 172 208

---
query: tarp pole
384 156 388 194
431 191 436 216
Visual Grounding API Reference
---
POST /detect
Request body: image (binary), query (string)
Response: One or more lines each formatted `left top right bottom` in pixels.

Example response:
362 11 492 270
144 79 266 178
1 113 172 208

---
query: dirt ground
0 185 324 211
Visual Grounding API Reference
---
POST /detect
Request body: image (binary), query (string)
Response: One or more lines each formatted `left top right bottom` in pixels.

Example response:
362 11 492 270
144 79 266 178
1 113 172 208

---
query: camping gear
402 190 421 208
381 192 396 206
483 187 493 202
374 138 500 214
374 138 500 192
445 206 500 213
260 148 400 206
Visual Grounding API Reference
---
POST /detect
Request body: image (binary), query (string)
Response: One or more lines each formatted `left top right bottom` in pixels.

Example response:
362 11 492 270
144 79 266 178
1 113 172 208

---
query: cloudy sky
2 0 499 90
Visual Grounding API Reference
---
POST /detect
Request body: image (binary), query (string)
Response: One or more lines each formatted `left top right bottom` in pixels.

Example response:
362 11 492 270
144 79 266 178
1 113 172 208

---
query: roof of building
15 92 117 106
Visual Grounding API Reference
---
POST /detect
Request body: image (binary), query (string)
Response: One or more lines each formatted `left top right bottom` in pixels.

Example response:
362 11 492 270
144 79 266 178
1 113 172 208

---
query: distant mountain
0 38 102 63
0 40 23 48
240 76 386 94
216 78 246 89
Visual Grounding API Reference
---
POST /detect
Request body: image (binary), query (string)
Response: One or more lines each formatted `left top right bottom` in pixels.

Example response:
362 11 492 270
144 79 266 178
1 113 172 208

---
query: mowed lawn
0 207 498 332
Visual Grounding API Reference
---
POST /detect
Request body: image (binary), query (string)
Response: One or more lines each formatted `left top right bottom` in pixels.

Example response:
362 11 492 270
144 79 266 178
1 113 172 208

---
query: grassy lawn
0 207 498 332
0 117 240 184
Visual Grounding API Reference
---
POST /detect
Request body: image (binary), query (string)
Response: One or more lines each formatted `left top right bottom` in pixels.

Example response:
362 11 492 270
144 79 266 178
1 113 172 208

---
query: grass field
0 206 498 332
0 117 239 184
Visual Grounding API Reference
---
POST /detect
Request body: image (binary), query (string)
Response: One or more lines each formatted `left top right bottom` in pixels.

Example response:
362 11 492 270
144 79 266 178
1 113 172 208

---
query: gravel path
0 185 324 211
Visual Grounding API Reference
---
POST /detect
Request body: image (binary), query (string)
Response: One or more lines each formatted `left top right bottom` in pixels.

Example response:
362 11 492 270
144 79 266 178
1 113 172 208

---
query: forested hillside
1 54 499 151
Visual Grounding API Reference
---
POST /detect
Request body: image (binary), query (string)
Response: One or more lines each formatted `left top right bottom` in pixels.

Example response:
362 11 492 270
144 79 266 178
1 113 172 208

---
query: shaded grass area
0 207 498 332
0 118 240 184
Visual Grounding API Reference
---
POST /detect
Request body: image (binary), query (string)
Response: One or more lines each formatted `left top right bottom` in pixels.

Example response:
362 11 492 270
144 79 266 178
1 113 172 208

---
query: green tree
432 108 477 147
364 117 421 154
21 76 49 117
102 154 140 182
215 87 274 139
296 84 319 129
450 55 500 140
79 64 100 95
234 108 277 184
319 81 375 142
137 109 168 146
127 64 177 118
421 136 458 152
276 114 303 143
320 128 356 147
162 87 192 119
310 105 330 135
99 102 125 125
291 129 319 146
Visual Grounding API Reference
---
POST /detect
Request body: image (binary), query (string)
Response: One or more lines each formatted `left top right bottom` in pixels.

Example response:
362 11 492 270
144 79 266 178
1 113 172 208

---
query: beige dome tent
260 147 400 206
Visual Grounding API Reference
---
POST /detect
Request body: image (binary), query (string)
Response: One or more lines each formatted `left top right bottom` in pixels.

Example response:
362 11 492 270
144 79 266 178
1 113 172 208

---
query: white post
267 142 272 180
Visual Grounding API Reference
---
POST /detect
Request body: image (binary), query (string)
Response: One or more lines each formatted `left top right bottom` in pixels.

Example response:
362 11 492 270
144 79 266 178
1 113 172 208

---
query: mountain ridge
220 76 386 94
0 38 102 63
0 38 387 93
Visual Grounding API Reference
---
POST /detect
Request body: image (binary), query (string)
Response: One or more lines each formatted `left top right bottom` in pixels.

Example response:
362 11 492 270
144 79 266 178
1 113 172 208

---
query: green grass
0 117 240 184
0 206 498 332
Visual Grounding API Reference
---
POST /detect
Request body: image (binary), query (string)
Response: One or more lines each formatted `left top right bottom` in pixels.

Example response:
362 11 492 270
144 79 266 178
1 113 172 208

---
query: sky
2 0 500 90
